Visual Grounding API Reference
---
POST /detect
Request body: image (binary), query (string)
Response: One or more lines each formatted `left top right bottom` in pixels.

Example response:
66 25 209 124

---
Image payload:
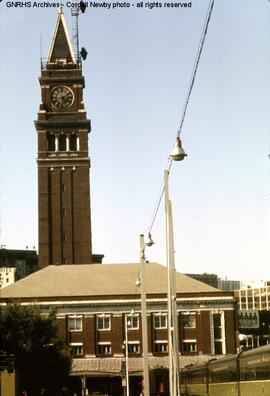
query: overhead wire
146 0 215 235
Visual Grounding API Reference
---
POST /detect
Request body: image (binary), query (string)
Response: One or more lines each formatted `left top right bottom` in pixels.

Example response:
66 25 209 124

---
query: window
70 343 83 357
59 134 66 151
213 313 221 327
128 342 140 354
70 133 77 151
97 315 111 330
127 315 139 330
182 313 196 328
153 313 167 329
68 315 82 331
154 341 168 354
212 312 225 355
182 340 197 354
47 133 55 151
97 343 111 355
214 341 223 355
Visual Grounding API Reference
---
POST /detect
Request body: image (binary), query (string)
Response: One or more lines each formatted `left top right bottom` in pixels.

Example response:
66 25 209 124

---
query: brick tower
35 10 92 268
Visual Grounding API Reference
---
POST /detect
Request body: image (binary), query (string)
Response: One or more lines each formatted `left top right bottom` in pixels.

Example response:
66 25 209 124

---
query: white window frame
182 312 196 328
182 339 197 353
97 314 111 331
127 341 140 354
153 313 167 329
68 315 83 332
97 342 111 355
127 314 139 330
154 340 168 354
70 342 83 357
210 311 226 355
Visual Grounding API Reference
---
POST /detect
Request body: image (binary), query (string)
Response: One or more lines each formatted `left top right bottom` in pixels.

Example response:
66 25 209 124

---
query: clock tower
35 10 92 268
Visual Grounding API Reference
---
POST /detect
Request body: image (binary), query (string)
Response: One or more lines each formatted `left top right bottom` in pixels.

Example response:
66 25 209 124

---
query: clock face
50 86 74 109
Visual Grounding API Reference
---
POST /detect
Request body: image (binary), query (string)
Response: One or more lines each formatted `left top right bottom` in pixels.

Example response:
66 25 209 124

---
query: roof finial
58 2 63 14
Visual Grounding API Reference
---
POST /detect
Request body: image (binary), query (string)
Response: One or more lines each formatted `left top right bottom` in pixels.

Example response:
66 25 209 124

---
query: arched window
47 133 55 151
70 133 77 151
59 134 66 151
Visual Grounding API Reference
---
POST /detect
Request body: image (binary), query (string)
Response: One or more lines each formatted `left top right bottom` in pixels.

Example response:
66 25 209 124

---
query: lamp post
125 313 130 396
125 309 134 396
165 137 186 396
139 234 153 396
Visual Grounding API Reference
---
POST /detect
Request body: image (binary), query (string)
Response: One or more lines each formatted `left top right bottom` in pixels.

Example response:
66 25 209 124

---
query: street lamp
139 233 154 396
125 308 135 396
165 137 187 396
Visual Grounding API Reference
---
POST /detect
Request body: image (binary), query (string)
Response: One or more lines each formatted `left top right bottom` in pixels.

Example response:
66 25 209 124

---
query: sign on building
238 310 259 329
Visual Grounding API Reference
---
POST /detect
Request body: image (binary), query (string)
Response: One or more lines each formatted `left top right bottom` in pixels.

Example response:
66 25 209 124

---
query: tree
0 303 72 395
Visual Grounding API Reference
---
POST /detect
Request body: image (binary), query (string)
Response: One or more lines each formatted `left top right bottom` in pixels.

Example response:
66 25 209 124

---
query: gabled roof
0 263 218 299
47 10 76 64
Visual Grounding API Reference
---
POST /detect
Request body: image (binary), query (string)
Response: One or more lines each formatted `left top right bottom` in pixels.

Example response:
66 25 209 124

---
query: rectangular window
212 312 225 355
127 315 139 330
70 343 83 357
182 340 197 354
68 315 82 332
97 315 111 330
153 314 167 329
182 313 196 328
214 327 222 339
97 343 111 355
154 341 168 354
213 313 221 327
128 342 140 354
214 341 223 355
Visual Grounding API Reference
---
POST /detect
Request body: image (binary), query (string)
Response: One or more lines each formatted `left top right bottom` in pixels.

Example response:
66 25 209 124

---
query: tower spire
47 8 76 65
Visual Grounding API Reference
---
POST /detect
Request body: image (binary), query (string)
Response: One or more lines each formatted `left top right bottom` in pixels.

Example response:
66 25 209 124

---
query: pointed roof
47 9 76 64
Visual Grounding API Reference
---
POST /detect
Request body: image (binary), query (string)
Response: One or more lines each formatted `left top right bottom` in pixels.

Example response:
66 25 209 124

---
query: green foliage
0 302 72 396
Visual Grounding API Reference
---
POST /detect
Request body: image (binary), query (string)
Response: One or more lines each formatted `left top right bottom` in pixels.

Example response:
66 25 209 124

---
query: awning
70 355 212 377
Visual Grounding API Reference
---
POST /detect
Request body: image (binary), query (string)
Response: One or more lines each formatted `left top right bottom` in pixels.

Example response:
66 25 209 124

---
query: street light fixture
166 137 187 396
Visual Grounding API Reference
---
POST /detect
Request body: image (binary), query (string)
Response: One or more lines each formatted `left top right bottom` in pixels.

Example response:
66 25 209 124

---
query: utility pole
165 170 180 396
140 234 150 396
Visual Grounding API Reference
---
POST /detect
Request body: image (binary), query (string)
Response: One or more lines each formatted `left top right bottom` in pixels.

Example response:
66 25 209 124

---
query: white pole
125 314 130 396
164 170 173 396
140 234 150 396
168 200 180 395
164 170 181 396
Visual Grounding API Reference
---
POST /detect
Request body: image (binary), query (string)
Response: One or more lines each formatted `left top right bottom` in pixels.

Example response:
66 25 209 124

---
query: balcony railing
40 56 82 70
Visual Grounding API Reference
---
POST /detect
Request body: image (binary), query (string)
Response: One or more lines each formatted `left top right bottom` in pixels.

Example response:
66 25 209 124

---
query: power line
146 0 215 235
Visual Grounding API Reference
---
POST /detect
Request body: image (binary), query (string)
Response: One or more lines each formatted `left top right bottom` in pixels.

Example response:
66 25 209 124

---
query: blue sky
0 0 269 282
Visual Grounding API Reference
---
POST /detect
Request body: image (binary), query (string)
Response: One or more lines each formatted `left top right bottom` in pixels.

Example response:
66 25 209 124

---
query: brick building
0 248 38 285
35 9 92 269
1 263 238 395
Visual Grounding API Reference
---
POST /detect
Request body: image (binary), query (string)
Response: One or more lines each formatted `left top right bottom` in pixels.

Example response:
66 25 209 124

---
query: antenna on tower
71 6 80 61
71 1 87 65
